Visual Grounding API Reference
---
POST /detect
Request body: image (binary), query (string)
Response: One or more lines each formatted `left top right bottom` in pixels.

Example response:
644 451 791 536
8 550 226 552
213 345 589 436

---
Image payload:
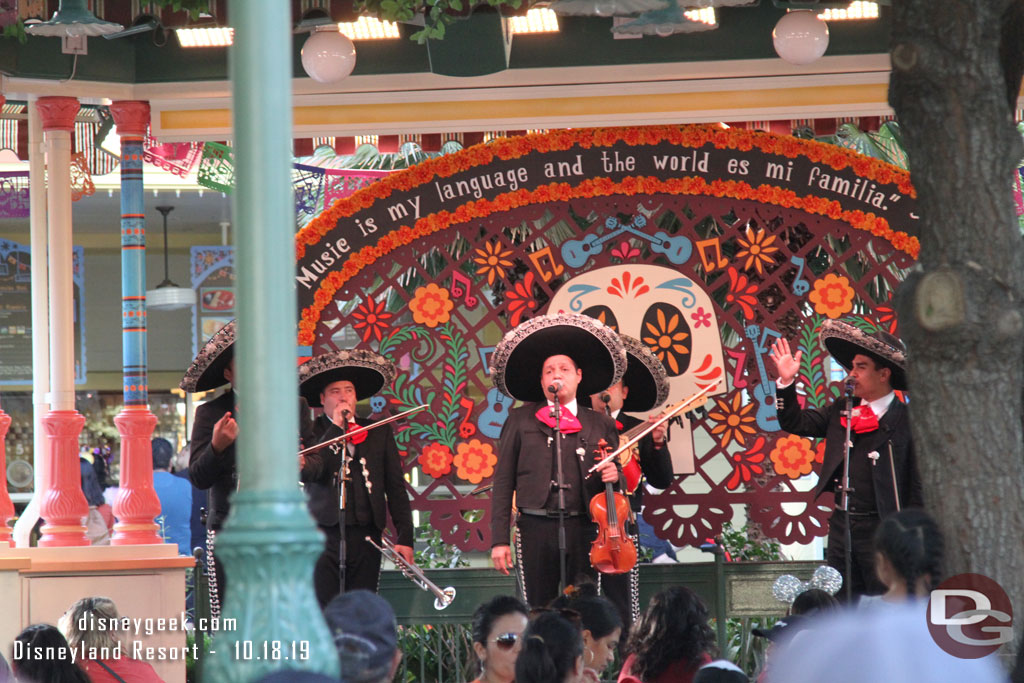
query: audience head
514 611 584 683
625 586 715 680
470 595 529 683
151 438 175 471
694 659 748 683
790 588 840 616
323 590 401 683
11 624 90 683
873 508 944 599
59 597 123 651
550 581 622 673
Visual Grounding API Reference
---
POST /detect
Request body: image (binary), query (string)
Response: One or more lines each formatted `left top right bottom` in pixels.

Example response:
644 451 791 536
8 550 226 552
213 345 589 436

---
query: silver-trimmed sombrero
620 335 670 413
819 319 907 391
180 319 235 393
490 312 627 403
299 349 397 407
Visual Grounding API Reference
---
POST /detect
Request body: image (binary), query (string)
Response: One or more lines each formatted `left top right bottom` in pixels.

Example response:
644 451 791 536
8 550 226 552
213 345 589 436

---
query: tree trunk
889 0 1024 668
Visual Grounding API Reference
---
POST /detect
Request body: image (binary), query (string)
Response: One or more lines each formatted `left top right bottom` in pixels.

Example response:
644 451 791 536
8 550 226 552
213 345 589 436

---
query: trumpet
365 536 457 611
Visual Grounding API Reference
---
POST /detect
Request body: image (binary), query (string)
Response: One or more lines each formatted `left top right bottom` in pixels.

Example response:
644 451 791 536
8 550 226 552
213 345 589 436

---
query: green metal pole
202 1 338 680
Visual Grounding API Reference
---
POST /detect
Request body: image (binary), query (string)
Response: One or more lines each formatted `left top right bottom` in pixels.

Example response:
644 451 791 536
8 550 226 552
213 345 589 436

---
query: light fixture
146 206 197 311
176 26 234 48
337 17 401 39
509 8 560 34
773 10 829 64
549 0 669 17
818 1 878 21
25 0 123 37
301 25 357 83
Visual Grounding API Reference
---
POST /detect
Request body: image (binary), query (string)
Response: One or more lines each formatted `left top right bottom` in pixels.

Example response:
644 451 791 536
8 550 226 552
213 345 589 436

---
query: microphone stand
335 412 353 596
551 386 568 595
839 381 855 602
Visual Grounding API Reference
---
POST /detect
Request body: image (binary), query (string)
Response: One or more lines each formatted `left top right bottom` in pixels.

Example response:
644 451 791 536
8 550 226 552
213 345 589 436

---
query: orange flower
808 273 855 319
770 434 817 479
473 240 514 286
708 392 757 449
642 307 690 374
734 226 780 275
419 443 454 479
351 296 393 343
726 436 766 490
453 439 497 484
725 267 759 320
506 272 538 327
410 283 454 328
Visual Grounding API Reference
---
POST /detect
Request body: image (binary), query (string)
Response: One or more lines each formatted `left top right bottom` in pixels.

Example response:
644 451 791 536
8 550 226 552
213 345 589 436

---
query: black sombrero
180 319 235 393
819 319 907 391
620 335 671 413
299 349 397 407
490 312 627 403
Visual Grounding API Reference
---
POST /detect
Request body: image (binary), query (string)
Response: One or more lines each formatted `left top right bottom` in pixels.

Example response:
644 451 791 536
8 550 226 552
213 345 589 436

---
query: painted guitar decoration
477 387 512 439
745 324 782 431
561 215 692 268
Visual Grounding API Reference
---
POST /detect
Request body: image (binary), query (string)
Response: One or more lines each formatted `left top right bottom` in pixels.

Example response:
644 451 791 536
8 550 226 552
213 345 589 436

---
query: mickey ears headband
772 565 843 604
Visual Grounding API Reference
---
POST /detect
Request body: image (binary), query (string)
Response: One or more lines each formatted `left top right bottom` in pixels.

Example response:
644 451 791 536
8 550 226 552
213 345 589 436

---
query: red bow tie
346 421 367 445
535 405 582 434
841 404 879 434
615 420 624 431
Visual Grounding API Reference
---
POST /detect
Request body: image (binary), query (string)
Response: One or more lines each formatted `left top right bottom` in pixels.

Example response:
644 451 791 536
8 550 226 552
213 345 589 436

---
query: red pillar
0 404 13 546
37 96 90 547
109 100 163 545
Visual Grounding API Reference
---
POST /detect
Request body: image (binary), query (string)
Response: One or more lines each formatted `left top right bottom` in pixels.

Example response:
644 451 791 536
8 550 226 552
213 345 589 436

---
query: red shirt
617 652 711 683
80 657 165 683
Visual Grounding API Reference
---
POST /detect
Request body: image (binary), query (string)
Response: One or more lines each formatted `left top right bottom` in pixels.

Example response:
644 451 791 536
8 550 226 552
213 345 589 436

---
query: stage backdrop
294 125 918 552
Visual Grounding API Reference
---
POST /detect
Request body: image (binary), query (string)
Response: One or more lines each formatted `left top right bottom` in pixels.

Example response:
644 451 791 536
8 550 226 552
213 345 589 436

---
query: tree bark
889 0 1024 669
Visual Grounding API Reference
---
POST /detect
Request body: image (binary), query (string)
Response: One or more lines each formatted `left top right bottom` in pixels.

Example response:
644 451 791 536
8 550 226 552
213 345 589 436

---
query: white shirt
546 397 578 416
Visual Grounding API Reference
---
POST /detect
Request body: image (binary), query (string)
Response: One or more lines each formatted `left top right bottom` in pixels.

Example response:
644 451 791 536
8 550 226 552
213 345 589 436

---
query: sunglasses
491 632 519 650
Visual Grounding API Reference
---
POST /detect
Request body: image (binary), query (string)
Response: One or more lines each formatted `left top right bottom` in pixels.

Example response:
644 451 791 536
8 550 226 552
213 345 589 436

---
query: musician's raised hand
595 458 619 483
491 544 512 575
769 337 802 385
212 411 238 454
394 544 415 566
648 413 668 445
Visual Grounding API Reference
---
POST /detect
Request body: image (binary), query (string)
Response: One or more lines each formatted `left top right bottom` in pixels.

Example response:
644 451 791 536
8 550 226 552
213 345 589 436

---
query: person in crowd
59 596 164 682
10 624 90 683
323 590 402 683
299 349 414 605
589 335 672 634
514 611 585 683
151 437 193 555
172 440 206 558
0 650 10 683
694 660 748 683
789 588 840 616
872 507 944 602
550 581 622 681
770 320 922 598
490 313 624 608
80 446 113 545
469 595 529 683
618 586 714 683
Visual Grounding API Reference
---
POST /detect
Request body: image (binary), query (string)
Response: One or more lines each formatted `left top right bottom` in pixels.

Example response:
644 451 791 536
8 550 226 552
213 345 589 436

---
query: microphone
600 392 611 404
844 377 856 397
547 380 563 394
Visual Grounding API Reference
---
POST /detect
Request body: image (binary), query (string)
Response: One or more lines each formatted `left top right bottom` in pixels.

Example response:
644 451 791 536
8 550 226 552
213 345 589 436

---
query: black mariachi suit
600 412 674 631
301 413 414 607
776 383 923 596
491 402 620 608
188 391 237 598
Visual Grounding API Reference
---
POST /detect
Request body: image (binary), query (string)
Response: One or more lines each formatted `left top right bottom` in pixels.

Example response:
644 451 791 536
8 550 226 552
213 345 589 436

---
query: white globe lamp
301 26 357 83
773 10 829 65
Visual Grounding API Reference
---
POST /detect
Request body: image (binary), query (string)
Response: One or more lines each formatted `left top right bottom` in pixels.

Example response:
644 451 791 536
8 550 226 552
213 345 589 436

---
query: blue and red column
109 101 161 545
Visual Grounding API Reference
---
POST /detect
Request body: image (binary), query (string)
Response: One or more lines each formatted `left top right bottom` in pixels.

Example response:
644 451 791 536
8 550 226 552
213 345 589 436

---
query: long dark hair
549 581 621 639
624 586 715 680
874 508 944 596
12 624 91 683
471 595 529 645
514 612 582 683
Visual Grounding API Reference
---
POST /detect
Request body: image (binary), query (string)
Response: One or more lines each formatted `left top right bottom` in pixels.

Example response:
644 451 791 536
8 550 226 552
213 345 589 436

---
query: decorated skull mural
549 263 727 474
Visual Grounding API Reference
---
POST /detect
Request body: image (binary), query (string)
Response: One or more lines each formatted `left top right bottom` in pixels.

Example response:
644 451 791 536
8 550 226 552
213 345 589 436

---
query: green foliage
414 520 470 568
395 622 474 682
356 0 524 43
718 520 781 562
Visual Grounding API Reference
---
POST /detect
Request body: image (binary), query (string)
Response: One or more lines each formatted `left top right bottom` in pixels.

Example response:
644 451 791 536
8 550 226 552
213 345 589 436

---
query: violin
588 438 637 575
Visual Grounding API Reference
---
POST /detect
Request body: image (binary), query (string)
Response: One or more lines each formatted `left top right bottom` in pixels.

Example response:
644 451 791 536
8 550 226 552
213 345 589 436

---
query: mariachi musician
590 335 672 632
299 349 414 606
489 313 625 608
